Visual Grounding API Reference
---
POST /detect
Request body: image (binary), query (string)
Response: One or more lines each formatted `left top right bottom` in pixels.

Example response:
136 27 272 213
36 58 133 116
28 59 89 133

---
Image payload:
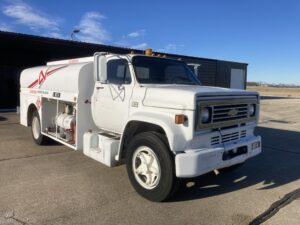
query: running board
83 132 120 167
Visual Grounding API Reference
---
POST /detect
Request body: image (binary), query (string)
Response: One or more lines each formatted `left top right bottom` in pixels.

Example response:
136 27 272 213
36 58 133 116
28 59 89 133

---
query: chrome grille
240 130 247 138
195 96 258 130
211 130 247 146
212 104 248 123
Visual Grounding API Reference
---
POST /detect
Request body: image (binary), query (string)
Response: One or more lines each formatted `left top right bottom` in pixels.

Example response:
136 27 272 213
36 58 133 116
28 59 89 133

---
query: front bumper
175 135 261 178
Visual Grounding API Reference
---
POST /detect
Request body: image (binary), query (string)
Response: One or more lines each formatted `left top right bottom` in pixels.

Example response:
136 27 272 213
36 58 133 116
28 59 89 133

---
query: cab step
83 132 120 167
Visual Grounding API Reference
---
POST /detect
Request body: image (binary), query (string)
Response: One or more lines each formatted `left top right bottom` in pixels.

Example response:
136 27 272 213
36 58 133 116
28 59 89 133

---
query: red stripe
46 65 68 77
28 79 38 88
27 65 68 88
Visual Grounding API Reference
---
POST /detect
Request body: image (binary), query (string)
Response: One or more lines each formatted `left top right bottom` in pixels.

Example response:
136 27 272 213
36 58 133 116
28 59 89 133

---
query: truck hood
142 85 258 110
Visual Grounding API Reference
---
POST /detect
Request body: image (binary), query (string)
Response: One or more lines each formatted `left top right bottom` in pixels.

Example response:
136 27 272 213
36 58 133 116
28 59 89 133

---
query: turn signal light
175 114 186 124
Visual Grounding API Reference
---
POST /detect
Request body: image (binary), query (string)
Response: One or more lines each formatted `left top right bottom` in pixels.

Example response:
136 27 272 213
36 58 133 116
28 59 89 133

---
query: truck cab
20 50 261 201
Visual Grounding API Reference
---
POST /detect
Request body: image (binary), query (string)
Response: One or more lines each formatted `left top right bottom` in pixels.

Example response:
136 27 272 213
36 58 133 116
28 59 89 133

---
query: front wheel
31 111 49 145
126 132 177 202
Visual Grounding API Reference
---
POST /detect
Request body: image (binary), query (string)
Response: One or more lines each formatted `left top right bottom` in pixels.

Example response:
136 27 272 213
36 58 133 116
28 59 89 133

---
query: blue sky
0 0 299 84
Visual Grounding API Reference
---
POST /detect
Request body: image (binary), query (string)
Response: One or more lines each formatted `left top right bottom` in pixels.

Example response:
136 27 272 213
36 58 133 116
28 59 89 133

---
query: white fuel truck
20 50 261 201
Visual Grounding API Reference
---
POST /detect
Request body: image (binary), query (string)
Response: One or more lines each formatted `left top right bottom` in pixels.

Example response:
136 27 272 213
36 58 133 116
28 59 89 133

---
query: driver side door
93 58 133 133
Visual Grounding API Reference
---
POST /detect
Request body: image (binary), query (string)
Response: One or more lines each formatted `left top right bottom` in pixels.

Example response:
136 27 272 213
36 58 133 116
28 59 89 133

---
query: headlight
249 104 256 117
200 107 211 123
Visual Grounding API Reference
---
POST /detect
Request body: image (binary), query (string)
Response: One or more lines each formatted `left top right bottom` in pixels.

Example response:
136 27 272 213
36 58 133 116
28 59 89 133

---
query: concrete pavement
0 98 299 225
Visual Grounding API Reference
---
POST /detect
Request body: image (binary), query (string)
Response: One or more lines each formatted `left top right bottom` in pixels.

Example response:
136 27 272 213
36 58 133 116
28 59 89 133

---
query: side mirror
94 53 107 83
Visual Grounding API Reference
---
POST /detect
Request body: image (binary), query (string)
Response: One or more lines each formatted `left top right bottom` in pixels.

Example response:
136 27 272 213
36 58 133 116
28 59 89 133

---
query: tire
31 111 49 145
126 132 177 202
219 163 244 173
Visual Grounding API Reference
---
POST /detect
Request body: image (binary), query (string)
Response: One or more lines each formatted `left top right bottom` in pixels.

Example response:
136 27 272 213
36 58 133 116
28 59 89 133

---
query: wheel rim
132 146 161 190
32 116 40 139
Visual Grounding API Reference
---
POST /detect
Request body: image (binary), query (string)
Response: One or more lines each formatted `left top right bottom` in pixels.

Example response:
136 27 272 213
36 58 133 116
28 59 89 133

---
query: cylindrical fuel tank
20 62 94 94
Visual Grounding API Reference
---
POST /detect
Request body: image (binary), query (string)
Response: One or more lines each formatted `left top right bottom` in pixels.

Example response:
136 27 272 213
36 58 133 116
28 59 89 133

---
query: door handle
96 86 104 90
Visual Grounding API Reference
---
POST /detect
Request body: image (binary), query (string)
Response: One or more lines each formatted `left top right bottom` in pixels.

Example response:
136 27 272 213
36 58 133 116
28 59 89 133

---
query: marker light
175 114 186 124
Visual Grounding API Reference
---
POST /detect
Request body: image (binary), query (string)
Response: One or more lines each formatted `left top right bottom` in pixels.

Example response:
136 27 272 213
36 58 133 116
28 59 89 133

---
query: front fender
116 111 190 161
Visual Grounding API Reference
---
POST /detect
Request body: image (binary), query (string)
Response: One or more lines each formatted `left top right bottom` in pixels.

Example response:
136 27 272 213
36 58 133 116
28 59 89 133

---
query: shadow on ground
170 126 300 202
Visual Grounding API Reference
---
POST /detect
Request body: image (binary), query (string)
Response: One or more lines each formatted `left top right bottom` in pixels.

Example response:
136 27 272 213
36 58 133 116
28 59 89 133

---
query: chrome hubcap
32 116 40 139
132 146 161 190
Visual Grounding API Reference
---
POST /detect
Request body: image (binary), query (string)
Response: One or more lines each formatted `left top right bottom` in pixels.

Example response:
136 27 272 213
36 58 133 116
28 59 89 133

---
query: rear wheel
126 132 177 202
31 111 49 145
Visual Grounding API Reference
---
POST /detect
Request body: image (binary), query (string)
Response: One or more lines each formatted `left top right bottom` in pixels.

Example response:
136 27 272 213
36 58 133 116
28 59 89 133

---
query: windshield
132 56 201 85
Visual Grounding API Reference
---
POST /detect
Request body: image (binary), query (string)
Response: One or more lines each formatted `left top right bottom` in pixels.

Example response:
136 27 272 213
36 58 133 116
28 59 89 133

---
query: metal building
0 31 247 110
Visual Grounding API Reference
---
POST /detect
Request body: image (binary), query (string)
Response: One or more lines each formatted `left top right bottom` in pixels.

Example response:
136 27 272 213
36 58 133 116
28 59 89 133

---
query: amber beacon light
145 48 153 56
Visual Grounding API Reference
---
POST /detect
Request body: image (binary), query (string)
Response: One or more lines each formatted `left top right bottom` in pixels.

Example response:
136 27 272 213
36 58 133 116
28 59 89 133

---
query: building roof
0 30 247 65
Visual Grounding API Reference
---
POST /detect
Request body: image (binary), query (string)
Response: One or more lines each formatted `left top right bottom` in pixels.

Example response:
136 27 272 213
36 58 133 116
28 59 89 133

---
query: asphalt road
0 97 299 225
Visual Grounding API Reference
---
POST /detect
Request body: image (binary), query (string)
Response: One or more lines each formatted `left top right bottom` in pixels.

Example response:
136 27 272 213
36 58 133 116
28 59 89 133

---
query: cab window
107 59 131 84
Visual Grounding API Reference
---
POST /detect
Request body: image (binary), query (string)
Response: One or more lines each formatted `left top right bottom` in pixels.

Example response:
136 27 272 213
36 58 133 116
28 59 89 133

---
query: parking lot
0 97 299 225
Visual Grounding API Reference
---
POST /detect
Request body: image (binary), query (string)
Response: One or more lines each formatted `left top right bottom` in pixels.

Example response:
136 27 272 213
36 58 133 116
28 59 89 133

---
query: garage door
230 68 245 89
